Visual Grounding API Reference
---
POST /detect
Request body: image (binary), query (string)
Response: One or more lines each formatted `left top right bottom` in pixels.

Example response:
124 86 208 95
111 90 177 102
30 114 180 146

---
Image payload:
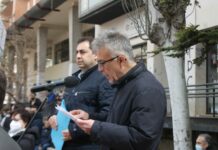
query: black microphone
31 76 80 92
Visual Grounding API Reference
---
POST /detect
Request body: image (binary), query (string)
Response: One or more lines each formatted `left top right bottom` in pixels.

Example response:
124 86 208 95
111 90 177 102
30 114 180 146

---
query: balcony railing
165 83 218 117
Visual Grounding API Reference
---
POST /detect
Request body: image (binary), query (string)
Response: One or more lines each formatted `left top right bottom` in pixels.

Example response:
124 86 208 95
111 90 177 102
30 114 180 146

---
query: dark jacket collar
74 65 98 81
112 62 146 88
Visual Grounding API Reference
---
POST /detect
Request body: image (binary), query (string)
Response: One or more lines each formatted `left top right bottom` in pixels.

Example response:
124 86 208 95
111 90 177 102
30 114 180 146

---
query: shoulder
89 68 106 81
0 127 22 150
136 70 164 91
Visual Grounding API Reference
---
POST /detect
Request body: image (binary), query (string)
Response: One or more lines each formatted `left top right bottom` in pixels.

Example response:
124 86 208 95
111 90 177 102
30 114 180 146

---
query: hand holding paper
73 118 95 134
55 105 94 135
55 105 77 121
51 100 70 150
70 109 89 120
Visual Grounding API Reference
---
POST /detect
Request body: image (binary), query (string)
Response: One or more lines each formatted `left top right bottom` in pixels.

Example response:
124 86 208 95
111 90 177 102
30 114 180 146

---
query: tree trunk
23 58 28 101
121 0 193 148
15 39 24 102
150 3 192 149
7 44 15 103
163 39 192 150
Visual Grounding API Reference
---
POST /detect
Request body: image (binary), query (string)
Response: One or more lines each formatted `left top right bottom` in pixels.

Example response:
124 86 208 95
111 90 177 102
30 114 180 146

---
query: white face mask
9 120 23 137
195 144 203 150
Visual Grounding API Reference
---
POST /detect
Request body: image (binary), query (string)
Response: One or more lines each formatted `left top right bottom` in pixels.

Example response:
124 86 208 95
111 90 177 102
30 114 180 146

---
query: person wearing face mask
8 108 39 150
0 68 21 150
195 134 217 150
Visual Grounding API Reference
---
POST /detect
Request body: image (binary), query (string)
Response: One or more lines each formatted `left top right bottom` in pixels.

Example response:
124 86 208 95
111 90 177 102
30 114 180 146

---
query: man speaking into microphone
48 37 116 150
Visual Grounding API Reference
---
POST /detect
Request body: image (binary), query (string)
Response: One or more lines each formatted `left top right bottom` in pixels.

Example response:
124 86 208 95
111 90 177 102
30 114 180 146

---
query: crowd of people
0 91 64 150
0 30 217 150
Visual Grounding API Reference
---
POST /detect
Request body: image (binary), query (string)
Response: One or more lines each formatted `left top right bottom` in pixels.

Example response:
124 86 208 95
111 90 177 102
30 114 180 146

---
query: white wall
186 0 218 28
45 61 72 81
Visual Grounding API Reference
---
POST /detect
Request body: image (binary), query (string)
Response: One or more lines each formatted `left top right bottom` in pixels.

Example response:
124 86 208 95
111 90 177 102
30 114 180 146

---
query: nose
76 52 81 59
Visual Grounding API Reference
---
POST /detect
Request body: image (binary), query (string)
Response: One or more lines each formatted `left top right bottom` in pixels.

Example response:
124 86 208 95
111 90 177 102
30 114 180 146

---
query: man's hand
48 115 58 130
74 119 95 134
70 109 89 120
62 129 72 141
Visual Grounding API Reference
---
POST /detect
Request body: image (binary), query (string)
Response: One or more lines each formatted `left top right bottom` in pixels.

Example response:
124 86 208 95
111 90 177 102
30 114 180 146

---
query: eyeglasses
97 56 118 67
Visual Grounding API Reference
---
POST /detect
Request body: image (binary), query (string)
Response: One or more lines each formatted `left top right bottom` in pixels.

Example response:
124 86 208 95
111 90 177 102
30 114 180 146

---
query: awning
8 0 66 31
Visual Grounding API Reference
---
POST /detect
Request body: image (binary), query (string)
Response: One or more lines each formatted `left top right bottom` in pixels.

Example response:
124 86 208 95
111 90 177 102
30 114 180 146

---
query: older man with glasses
71 30 166 150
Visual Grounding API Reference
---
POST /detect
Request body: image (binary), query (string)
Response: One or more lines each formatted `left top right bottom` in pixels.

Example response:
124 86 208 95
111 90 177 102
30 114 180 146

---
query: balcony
165 83 218 132
79 0 125 24
0 0 11 13
1 0 11 5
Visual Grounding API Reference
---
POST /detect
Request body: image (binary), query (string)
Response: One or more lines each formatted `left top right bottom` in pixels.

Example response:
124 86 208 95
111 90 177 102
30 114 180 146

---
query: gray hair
91 30 134 60
198 134 212 148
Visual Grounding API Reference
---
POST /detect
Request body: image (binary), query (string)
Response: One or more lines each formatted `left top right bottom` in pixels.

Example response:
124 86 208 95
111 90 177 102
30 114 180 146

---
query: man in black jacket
72 30 166 150
48 37 115 150
0 68 21 150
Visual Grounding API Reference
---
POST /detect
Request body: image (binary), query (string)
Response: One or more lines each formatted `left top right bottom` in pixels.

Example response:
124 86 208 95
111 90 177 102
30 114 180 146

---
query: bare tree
2 28 35 103
14 34 25 101
122 0 193 149
5 41 16 103
0 66 6 109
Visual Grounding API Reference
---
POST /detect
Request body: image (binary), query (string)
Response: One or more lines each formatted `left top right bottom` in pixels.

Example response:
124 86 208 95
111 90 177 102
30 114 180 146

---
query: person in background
56 94 62 106
1 106 12 132
25 92 43 150
48 37 115 150
72 30 166 150
58 90 64 99
40 117 53 150
0 68 21 150
196 133 217 150
25 92 42 115
8 108 39 150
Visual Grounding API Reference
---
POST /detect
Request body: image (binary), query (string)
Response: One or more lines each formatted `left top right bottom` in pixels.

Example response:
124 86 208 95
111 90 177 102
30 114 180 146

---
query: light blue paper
51 100 70 150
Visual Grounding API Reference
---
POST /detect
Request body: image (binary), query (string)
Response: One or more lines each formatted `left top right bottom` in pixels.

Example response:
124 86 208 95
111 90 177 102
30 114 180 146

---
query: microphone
31 76 80 93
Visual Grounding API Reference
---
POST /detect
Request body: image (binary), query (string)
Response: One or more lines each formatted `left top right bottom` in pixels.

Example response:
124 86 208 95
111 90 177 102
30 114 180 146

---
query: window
206 44 218 114
132 43 147 64
54 39 69 64
46 47 53 68
79 0 111 16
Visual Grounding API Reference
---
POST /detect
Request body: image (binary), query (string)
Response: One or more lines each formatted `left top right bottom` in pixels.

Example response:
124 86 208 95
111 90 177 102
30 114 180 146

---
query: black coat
12 126 39 150
0 127 21 150
63 65 116 148
91 63 166 150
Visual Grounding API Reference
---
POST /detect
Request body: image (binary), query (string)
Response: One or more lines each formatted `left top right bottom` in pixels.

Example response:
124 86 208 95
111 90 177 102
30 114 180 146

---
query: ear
204 143 209 149
118 55 127 63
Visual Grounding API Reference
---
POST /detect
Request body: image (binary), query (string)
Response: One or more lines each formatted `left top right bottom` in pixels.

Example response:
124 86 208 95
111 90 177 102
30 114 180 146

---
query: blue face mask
195 144 203 150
